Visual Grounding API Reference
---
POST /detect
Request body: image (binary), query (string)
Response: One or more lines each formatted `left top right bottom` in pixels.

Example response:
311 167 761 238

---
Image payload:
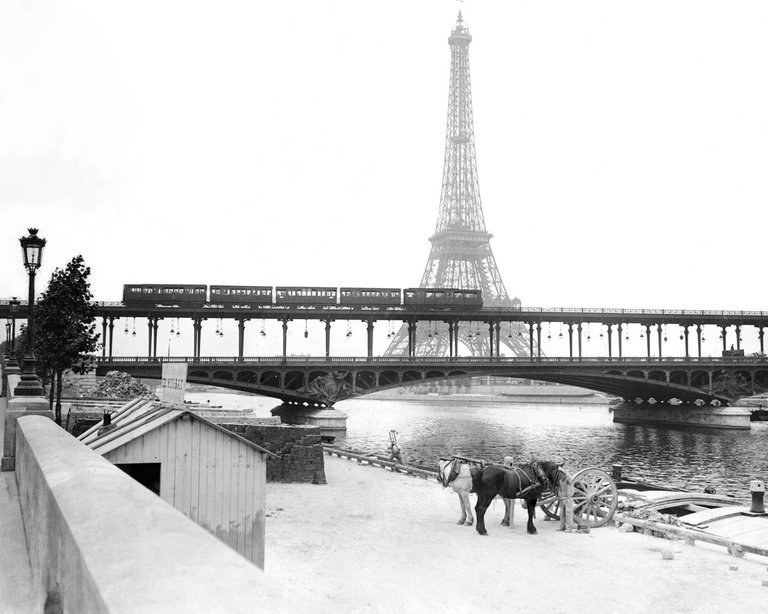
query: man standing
556 469 576 532
388 430 404 464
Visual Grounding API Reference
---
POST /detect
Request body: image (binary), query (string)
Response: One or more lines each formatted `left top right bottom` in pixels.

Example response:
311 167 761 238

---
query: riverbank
265 455 766 613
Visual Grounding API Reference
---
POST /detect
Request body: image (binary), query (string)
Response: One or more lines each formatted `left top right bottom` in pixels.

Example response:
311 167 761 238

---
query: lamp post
14 228 46 397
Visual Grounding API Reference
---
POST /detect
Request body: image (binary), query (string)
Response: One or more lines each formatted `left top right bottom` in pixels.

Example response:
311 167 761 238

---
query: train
122 284 483 309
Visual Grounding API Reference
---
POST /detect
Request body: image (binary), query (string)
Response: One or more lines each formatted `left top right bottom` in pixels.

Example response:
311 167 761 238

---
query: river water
185 391 768 504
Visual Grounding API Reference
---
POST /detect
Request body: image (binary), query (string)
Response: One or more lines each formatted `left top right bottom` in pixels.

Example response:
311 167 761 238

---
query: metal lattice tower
386 12 530 357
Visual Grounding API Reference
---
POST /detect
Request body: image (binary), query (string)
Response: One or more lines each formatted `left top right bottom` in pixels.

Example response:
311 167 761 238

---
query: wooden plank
159 421 171 501
196 417 210 532
244 444 254 564
212 427 223 539
323 446 438 480
188 419 201 523
228 439 239 550
174 420 186 510
237 441 247 557
254 458 266 568
221 431 232 546
614 514 768 559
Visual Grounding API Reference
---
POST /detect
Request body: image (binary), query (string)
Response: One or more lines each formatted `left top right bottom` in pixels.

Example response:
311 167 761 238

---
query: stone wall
220 423 326 484
14 415 306 613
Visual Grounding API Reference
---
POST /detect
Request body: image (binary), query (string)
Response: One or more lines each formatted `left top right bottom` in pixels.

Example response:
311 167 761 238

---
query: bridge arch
355 371 377 391
648 370 667 382
755 370 768 390
690 371 709 388
379 371 400 387
213 371 233 381
236 371 258 384
669 370 688 386
261 371 281 388
283 371 305 390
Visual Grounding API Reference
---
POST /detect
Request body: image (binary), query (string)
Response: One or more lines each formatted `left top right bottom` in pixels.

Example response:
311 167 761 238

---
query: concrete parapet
2 390 53 471
14 416 306 613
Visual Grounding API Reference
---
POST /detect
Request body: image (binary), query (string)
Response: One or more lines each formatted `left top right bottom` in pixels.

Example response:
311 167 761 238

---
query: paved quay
0 397 35 614
265 454 768 614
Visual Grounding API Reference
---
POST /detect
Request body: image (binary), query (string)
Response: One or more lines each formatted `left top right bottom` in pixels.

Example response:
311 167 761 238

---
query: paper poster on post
160 362 188 406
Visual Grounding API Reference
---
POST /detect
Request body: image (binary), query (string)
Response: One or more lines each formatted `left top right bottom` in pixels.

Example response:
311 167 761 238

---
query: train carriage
339 287 402 307
122 284 207 306
275 286 338 305
403 287 483 309
210 285 273 306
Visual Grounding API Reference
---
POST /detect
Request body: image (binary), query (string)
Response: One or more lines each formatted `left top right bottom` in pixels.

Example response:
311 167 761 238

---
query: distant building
79 399 277 568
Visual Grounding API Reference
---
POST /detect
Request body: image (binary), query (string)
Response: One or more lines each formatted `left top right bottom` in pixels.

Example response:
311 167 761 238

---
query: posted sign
160 362 188 406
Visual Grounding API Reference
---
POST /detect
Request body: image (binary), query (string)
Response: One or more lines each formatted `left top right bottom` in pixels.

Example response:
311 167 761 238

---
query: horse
437 457 514 527
472 460 562 536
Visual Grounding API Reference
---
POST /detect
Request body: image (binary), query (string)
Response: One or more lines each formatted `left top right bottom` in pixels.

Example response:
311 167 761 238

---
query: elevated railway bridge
4 299 768 361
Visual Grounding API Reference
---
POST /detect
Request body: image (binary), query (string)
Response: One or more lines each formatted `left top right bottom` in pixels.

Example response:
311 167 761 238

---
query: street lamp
14 228 46 396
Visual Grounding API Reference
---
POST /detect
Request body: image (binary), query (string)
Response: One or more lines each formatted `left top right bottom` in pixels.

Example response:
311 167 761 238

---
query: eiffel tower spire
385 13 530 358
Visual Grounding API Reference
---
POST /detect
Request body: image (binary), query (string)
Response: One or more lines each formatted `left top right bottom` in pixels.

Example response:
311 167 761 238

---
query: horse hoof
465 520 473 526
527 528 538 535
456 520 465 525
501 520 509 527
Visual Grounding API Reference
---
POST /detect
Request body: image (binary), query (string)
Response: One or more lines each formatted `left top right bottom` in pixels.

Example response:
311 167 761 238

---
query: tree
83 370 151 400
34 256 100 424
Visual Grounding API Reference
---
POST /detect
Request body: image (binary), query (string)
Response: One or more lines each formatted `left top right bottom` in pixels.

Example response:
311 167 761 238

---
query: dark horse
472 460 562 536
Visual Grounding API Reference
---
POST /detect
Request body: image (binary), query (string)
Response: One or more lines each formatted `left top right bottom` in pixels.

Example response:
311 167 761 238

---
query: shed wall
104 416 266 567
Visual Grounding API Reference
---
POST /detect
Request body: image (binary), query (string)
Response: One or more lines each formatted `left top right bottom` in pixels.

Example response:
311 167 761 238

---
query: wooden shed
78 398 277 568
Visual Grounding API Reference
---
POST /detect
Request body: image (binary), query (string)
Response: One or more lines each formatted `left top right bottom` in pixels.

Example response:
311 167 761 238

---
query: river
185 391 768 504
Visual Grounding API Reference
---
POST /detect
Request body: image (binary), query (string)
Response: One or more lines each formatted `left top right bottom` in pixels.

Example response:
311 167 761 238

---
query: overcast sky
1 1 767 355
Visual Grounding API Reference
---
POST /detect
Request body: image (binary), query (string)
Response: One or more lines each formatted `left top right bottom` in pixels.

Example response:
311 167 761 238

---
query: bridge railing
95 355 768 366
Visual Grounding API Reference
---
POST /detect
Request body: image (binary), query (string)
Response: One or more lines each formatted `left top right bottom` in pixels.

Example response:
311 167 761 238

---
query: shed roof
78 398 279 458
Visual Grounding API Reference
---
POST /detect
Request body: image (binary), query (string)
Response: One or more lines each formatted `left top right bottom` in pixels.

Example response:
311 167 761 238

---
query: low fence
14 416 305 613
324 445 438 480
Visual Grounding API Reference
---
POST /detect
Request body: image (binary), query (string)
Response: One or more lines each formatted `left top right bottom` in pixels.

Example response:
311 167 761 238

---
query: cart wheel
571 467 618 528
538 490 561 520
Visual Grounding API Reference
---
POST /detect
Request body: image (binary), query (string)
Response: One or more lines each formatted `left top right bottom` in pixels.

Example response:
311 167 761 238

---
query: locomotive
121 284 483 309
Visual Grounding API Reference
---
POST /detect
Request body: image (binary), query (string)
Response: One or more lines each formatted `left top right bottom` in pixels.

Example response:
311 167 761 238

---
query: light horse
437 457 514 527
472 460 562 536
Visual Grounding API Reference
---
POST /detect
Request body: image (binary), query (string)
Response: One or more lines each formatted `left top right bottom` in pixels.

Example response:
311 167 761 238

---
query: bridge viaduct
3 300 767 361
5 299 768 409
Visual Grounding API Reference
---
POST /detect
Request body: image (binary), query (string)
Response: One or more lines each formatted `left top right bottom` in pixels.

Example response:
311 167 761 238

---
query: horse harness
507 461 553 499
440 457 484 488
441 457 554 499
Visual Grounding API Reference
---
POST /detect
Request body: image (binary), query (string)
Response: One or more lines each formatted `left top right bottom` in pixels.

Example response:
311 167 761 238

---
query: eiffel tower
385 12 530 357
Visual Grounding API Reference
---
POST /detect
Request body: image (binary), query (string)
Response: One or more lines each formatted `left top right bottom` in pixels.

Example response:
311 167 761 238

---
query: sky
1 1 768 356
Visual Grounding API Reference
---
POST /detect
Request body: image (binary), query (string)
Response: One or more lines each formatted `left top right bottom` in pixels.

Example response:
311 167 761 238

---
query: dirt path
265 455 767 613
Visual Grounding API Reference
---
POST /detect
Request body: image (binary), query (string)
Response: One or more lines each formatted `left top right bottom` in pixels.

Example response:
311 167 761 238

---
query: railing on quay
94 355 768 367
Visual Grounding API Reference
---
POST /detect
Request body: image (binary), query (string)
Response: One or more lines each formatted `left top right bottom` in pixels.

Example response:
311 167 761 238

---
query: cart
538 467 619 528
